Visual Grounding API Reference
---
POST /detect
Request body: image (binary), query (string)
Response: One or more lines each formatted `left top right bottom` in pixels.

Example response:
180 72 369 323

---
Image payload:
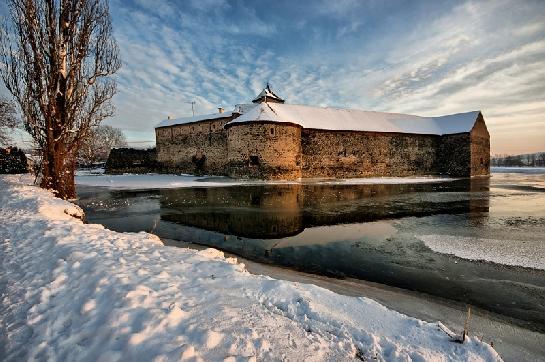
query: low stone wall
0 147 29 174
105 148 158 174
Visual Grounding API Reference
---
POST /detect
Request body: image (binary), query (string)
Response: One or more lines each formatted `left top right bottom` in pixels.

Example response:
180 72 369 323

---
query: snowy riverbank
75 172 456 190
1 175 500 361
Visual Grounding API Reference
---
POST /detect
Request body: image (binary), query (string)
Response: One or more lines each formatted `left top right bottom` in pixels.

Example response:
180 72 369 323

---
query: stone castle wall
437 133 471 177
226 122 302 179
156 117 232 175
469 115 490 176
301 129 440 178
153 114 489 179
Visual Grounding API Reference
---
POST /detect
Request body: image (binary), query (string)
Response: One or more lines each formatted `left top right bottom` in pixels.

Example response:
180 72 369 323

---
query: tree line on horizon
491 152 545 167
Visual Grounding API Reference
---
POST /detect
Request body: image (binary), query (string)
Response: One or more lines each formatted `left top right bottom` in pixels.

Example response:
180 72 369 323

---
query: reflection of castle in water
159 178 490 239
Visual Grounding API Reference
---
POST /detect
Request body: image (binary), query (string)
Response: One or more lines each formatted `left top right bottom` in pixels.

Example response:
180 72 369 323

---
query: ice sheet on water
492 167 545 174
419 234 545 270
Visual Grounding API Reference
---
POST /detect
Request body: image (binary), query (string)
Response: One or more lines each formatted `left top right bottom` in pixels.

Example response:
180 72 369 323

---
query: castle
155 85 490 179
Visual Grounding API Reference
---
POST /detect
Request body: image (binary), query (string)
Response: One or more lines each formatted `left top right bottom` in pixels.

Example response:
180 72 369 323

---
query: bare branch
0 96 20 146
0 0 121 199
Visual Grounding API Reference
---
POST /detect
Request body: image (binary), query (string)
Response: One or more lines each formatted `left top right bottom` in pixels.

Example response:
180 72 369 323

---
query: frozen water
419 235 545 270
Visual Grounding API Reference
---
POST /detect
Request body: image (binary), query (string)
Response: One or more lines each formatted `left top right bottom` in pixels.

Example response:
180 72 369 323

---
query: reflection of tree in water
159 178 490 239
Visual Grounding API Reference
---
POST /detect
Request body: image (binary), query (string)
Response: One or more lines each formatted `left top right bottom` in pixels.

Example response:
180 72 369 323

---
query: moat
76 170 545 359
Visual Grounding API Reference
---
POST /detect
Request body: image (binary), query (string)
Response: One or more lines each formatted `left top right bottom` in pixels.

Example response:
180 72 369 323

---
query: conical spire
252 83 285 104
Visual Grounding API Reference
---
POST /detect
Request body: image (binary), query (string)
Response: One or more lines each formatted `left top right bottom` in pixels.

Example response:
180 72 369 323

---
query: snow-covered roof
156 111 234 128
228 103 481 135
234 103 258 114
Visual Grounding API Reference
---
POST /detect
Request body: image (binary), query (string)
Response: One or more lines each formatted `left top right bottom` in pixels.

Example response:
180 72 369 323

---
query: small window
480 158 484 166
249 155 259 166
270 128 275 135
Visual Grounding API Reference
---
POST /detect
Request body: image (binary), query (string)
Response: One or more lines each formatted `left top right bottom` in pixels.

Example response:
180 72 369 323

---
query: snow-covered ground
0 174 501 361
75 172 455 190
75 167 106 176
419 235 545 271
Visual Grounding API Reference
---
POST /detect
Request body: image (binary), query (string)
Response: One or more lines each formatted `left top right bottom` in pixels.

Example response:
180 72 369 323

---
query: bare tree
1 0 121 199
0 96 19 146
539 153 545 167
79 124 127 165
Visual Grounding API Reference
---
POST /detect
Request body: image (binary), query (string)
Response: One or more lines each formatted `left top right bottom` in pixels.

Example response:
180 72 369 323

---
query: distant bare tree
0 96 19 146
79 125 127 165
529 153 536 167
1 0 121 199
538 153 545 167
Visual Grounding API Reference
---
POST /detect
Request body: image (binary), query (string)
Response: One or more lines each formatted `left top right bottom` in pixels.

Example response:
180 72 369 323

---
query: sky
3 0 545 154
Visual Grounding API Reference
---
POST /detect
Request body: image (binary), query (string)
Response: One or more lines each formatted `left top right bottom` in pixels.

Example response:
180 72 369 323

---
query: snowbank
75 173 455 190
0 174 501 361
419 235 545 270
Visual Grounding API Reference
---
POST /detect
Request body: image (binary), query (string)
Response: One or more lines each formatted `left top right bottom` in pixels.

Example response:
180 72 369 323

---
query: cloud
189 0 230 12
1 0 544 154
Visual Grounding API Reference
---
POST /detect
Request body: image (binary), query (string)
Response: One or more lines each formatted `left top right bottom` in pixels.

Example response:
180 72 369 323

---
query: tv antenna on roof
185 101 196 116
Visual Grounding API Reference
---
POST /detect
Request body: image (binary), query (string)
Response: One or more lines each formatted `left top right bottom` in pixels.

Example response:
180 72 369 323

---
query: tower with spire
251 83 285 104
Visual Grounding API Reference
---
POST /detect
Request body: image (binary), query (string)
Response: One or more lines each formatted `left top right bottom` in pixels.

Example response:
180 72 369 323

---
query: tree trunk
1 0 120 200
40 140 76 200
40 2 77 200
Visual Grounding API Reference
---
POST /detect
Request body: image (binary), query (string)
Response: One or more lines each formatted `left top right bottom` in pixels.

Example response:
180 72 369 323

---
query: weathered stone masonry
154 116 489 179
150 86 490 179
301 129 439 178
226 122 302 180
156 116 233 175
105 148 158 174
469 114 490 176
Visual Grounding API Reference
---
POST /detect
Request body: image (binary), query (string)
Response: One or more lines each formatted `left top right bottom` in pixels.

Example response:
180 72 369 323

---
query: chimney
218 107 224 114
